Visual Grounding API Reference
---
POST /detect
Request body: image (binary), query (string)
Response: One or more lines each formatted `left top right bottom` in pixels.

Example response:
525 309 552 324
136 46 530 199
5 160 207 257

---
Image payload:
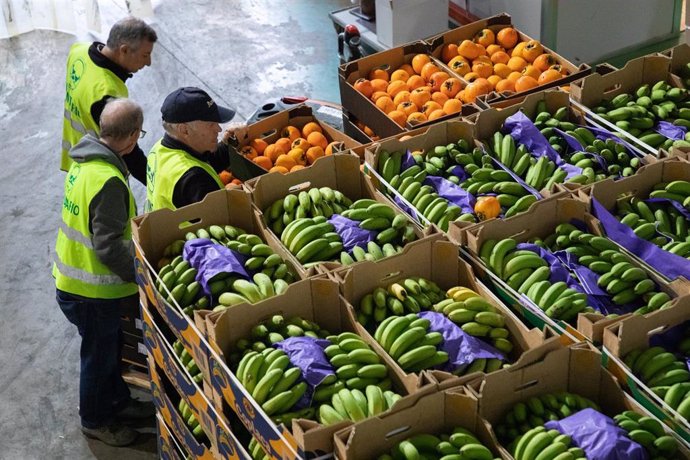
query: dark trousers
57 289 135 428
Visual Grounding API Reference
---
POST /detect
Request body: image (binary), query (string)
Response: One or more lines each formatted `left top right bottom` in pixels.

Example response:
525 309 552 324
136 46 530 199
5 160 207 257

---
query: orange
281 125 301 142
443 98 462 115
370 78 389 93
495 78 515 93
474 28 495 48
409 88 432 108
522 40 544 62
324 141 340 155
388 110 407 127
511 42 527 58
421 62 441 82
428 109 446 121
521 65 541 80
375 96 396 114
288 148 306 165
441 43 459 62
371 90 390 102
429 71 450 92
386 80 409 97
253 155 272 170
458 39 481 60
368 67 389 81
353 78 374 98
306 131 328 150
264 144 282 163
497 27 519 49
411 54 431 74
393 90 411 106
269 165 289 174
422 101 442 117
397 102 418 117
274 154 296 170
306 146 325 165
440 78 462 98
407 112 427 125
472 61 493 79
493 63 511 79
514 75 539 92
249 138 268 155
291 137 310 151
537 68 563 85
406 75 426 90
487 75 502 89
301 122 322 138
507 56 527 72
240 145 257 160
490 51 510 65
274 137 292 154
533 53 556 72
431 91 449 106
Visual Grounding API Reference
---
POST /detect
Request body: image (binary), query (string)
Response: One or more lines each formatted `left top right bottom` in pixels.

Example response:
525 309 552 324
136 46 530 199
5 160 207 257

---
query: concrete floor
0 0 348 458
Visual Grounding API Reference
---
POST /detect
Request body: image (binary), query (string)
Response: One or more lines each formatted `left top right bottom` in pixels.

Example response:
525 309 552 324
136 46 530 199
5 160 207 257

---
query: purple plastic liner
449 165 469 182
588 125 643 158
545 409 648 460
328 214 376 254
649 320 690 370
274 337 336 409
393 194 419 221
401 150 417 170
417 311 505 374
503 111 582 179
646 197 690 220
592 199 690 280
554 127 609 172
656 121 686 141
515 243 573 284
424 175 475 213
183 239 249 295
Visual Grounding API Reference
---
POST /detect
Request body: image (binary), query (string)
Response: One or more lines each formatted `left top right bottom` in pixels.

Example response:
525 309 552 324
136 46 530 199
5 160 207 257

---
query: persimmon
487 75 502 89
397 102 418 117
398 64 415 76
458 40 481 60
274 154 296 170
428 109 446 121
388 110 407 127
393 90 411 106
301 122 322 138
549 64 569 76
386 80 409 97
371 91 390 102
368 67 389 81
486 44 503 56
511 42 527 58
249 138 268 155
448 58 471 77
274 137 292 154
219 170 233 185
324 141 340 155
291 137 310 151
495 78 515 93
306 131 328 150
407 112 427 125
431 91 449 106
306 146 325 165
353 78 374 98
264 144 282 163
490 51 510 65
496 27 519 49
474 28 495 48
421 62 440 81
514 75 539 92
253 155 272 170
522 40 544 62
390 69 410 82
440 78 462 98
281 125 301 142
370 78 389 93
472 61 493 79
411 54 431 74
507 56 527 72
443 98 462 114
290 165 306 172
288 148 306 165
474 196 501 221
240 145 257 160
441 43 459 62
409 88 432 108
429 71 450 92
537 69 563 85
533 53 557 72
493 63 512 79
422 101 442 117
521 65 541 80
406 75 426 90
269 165 289 174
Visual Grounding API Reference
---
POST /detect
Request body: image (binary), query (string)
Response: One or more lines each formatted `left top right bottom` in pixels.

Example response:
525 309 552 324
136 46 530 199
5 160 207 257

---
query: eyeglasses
139 129 147 139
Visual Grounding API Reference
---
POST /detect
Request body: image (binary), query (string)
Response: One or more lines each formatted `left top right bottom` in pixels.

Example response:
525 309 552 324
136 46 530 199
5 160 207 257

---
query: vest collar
161 133 209 159
89 42 132 83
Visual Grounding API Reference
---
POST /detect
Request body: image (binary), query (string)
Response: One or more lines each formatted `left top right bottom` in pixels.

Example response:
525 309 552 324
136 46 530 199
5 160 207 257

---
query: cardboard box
246 153 433 278
156 413 186 460
141 303 249 459
469 342 690 458
334 388 502 460
132 189 307 385
338 41 480 139
663 43 690 84
602 296 690 443
374 0 449 48
576 159 690 283
569 54 679 156
235 104 360 172
426 13 590 104
205 277 429 458
342 110 377 145
463 197 684 343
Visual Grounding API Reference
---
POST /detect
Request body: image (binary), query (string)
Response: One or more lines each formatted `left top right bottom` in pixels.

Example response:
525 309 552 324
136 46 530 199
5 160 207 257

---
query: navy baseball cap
161 87 235 123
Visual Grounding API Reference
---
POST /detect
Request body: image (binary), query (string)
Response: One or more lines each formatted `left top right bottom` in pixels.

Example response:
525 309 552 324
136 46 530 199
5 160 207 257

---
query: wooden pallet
122 367 150 389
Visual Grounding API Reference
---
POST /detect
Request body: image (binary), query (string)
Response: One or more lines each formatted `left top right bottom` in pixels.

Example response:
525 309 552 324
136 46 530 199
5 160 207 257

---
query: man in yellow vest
145 86 237 211
54 98 153 447
62 16 157 185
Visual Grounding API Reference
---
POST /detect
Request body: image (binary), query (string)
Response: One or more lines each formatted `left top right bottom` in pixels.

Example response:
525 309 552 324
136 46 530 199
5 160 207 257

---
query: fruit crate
202 277 431 458
468 341 690 459
570 54 690 157
335 236 559 386
334 387 502 460
245 154 437 278
664 43 690 89
426 13 590 107
576 158 690 284
132 189 309 386
462 196 686 344
602 296 690 444
142 302 250 459
338 40 481 140
361 119 551 241
156 413 187 460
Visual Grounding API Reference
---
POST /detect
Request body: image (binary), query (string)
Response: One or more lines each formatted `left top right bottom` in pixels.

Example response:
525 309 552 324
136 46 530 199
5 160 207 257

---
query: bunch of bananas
373 314 449 373
172 340 203 385
356 277 445 328
624 345 690 419
323 332 391 392
375 427 496 460
278 198 418 266
614 411 680 458
177 399 206 441
248 437 269 460
540 223 673 314
263 186 352 237
512 426 583 460
590 81 690 150
318 386 401 425
155 224 296 314
533 103 643 179
614 182 690 258
494 392 599 445
480 238 594 322
432 287 514 355
459 165 537 220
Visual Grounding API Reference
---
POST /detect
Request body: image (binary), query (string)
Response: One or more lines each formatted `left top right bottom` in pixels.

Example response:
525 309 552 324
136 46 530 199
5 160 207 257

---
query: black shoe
115 399 156 421
81 424 138 447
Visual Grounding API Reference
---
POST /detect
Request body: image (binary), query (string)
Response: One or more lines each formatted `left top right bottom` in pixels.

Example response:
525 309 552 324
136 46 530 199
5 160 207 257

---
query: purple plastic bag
592 199 690 280
328 214 377 254
646 197 690 220
417 311 505 374
424 175 476 214
554 127 609 172
650 320 690 371
503 111 582 180
545 408 648 460
183 239 249 295
656 121 686 141
274 337 336 409
449 165 469 182
401 150 418 170
588 125 643 158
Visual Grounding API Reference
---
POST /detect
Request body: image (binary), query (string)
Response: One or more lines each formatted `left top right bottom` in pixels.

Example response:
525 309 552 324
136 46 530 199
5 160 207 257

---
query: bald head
100 98 143 141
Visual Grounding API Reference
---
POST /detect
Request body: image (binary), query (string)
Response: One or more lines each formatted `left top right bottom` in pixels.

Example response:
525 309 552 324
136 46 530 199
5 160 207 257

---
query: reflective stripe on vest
145 140 223 212
54 159 137 299
61 43 128 171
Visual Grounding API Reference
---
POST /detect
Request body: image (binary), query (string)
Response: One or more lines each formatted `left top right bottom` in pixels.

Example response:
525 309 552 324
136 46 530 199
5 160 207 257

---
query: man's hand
222 122 248 145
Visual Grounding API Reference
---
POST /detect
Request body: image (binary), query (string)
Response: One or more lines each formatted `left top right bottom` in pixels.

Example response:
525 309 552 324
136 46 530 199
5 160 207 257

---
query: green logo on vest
63 197 80 216
67 58 85 92
66 163 81 194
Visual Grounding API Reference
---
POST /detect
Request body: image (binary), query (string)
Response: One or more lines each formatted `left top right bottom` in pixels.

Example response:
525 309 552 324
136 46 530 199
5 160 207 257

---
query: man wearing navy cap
145 87 237 212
